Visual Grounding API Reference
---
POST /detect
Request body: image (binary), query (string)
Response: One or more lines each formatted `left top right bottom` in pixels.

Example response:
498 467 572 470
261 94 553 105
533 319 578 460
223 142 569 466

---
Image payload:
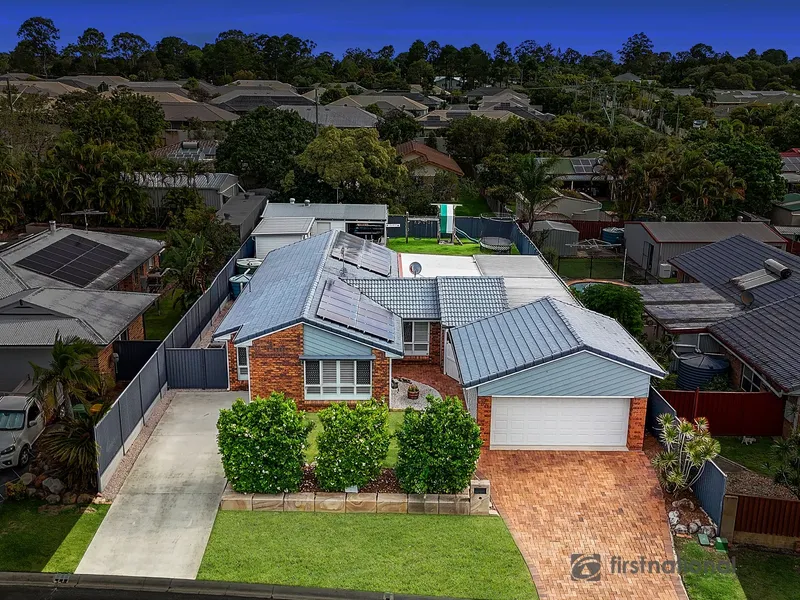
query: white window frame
236 346 249 381
403 321 430 356
741 364 762 393
304 359 372 400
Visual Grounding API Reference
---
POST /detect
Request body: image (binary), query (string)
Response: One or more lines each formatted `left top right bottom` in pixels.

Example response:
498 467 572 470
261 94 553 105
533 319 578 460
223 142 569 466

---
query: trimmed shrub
217 393 313 493
396 395 482 494
315 400 390 491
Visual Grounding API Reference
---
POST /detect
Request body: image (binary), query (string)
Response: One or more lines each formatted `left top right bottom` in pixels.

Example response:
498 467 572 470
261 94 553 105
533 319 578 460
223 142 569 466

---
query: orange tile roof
396 141 464 176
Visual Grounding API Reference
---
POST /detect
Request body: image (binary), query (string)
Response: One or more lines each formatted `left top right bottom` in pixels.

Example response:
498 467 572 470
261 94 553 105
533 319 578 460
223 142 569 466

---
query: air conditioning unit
658 263 673 279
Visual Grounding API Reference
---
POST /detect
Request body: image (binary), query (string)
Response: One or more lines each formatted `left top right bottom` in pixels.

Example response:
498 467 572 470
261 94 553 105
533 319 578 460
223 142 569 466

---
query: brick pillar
372 349 391 403
94 343 116 381
477 396 492 447
429 322 443 367
227 339 248 392
127 315 145 340
626 397 647 450
248 325 304 404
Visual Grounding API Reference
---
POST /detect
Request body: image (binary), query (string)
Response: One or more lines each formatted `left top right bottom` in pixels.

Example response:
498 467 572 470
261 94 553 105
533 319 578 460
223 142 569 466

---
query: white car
0 395 45 470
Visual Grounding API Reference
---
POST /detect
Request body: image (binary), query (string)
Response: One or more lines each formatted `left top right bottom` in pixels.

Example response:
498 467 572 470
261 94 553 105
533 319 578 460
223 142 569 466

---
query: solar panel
16 234 129 287
784 157 800 172
571 158 599 174
316 279 394 341
331 237 392 276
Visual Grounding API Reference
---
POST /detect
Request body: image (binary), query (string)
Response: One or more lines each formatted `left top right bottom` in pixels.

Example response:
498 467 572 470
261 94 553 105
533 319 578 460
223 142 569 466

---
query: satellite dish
741 290 755 308
409 261 422 277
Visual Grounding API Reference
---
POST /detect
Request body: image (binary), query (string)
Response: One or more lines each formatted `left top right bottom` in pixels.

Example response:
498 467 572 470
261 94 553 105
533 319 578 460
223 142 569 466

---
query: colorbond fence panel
660 390 784 436
735 495 800 538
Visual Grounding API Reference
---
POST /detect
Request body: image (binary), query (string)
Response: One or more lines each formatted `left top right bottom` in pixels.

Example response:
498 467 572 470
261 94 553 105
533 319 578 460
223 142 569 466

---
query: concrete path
77 391 238 579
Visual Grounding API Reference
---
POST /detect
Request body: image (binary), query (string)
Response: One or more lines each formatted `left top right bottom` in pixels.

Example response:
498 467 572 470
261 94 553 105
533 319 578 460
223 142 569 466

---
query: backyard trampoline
479 236 513 253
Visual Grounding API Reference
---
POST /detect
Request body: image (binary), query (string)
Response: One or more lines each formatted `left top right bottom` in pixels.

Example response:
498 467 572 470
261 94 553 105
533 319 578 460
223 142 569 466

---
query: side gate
165 348 228 389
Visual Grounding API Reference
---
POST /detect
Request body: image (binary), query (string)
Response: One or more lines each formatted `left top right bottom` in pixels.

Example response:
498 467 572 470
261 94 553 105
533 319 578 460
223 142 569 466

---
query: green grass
121 230 170 242
305 411 405 467
675 539 746 600
735 547 800 600
0 501 109 573
455 187 492 216
716 436 777 477
555 257 624 280
143 290 185 340
388 237 519 256
199 512 537 600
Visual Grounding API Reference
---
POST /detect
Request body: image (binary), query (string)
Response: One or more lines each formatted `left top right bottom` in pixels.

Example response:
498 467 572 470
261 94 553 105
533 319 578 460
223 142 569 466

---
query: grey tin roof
278 105 378 128
131 172 239 191
436 277 508 327
252 216 315 236
530 220 580 233
0 261 27 299
0 228 163 292
344 278 440 320
0 288 157 346
214 230 402 355
262 201 388 222
709 295 800 394
670 235 800 307
636 221 786 244
451 297 665 388
636 283 741 332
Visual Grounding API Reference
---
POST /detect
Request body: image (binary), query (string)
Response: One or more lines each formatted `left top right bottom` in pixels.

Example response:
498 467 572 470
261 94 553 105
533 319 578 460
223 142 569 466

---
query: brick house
447 298 665 450
0 226 162 392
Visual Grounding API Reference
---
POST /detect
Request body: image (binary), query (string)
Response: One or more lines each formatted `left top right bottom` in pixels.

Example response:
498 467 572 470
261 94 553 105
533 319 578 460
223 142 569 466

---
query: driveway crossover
479 450 687 600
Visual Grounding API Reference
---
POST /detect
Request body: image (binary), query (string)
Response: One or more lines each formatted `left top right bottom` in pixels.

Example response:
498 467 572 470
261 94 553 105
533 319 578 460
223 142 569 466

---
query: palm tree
161 231 209 310
29 335 101 420
515 155 562 238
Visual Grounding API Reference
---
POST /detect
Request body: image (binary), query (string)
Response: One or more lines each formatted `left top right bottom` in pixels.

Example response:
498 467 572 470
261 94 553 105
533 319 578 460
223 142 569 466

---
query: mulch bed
299 466 403 494
726 470 797 500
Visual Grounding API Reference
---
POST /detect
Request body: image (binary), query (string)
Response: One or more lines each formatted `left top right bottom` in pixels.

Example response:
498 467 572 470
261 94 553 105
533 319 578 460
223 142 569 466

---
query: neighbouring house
277 105 378 128
780 152 800 192
614 73 642 83
225 80 297 92
396 141 464 178
772 193 800 227
160 102 238 130
251 216 315 259
361 90 441 112
529 221 579 257
515 192 607 222
131 172 242 216
625 221 788 278
0 226 163 391
118 81 190 97
56 75 129 90
434 76 463 91
217 192 271 244
260 201 389 244
211 89 313 114
447 297 665 450
149 140 219 164
636 283 741 338
535 156 614 197
328 95 429 117
5 80 83 98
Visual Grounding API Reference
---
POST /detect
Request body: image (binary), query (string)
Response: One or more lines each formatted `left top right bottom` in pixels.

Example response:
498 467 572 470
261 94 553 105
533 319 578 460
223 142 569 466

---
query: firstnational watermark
570 553 735 582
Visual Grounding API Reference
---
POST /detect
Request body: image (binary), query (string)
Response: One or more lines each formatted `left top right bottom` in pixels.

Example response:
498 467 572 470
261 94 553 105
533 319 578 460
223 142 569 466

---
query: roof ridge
301 230 339 319
545 296 585 348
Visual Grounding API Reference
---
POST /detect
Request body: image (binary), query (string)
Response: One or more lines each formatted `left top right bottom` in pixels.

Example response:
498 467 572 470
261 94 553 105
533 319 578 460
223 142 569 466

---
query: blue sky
1 1 799 58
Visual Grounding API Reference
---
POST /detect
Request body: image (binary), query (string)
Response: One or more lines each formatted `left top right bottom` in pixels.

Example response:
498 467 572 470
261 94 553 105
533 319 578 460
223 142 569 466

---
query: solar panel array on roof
15 234 128 288
316 279 394 341
784 157 800 172
330 236 392 276
571 158 599 174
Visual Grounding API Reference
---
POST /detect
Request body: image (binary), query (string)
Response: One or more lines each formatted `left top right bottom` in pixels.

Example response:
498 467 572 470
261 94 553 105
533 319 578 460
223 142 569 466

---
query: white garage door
490 397 630 450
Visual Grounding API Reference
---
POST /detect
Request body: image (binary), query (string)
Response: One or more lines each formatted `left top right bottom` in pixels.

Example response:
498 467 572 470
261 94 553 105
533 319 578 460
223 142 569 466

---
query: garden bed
298 466 403 494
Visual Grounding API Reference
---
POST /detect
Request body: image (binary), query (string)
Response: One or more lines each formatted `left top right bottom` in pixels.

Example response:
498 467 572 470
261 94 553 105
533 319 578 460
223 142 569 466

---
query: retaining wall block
377 493 408 513
315 492 346 513
345 493 378 513
253 493 284 512
284 492 316 512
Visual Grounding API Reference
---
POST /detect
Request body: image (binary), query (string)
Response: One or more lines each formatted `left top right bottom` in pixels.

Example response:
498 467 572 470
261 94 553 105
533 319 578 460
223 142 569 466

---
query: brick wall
227 339 248 392
477 396 492 447
94 343 116 379
127 315 145 341
248 324 305 402
394 321 443 367
626 397 647 450
114 254 158 292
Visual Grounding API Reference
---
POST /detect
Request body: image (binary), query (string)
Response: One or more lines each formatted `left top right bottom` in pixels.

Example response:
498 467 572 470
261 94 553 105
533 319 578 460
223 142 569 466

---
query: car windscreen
0 410 24 431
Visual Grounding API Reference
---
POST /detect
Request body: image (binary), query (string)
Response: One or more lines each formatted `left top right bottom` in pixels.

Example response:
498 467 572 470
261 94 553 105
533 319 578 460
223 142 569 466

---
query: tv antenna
61 209 108 231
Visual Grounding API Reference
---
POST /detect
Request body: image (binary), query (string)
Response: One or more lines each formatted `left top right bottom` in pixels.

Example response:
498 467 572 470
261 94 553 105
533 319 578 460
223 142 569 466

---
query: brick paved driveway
479 451 687 600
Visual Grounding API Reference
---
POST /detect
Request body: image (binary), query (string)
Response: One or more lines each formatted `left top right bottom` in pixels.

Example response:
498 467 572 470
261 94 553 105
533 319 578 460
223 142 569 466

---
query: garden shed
530 221 579 257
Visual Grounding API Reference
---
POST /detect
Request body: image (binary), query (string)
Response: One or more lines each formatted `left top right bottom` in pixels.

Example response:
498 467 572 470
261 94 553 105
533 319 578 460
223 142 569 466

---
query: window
403 321 430 356
305 360 372 400
741 364 762 393
236 346 249 380
27 404 40 426
119 328 129 342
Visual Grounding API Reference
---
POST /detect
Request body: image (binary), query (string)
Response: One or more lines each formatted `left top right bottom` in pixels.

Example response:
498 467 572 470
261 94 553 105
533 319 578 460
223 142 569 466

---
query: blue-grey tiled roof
670 235 800 307
436 277 508 327
214 231 402 355
344 278 440 320
451 297 665 388
709 294 800 394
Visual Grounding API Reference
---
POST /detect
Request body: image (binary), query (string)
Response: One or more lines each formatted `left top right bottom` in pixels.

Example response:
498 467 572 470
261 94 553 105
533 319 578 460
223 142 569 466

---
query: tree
319 86 347 105
0 148 24 231
376 109 422 145
515 155 561 238
768 432 800 498
287 127 409 204
17 17 59 77
75 27 108 73
406 59 434 88
111 32 150 72
651 414 720 494
161 231 208 309
29 335 100 420
619 33 654 74
445 116 507 176
578 284 644 337
216 107 314 188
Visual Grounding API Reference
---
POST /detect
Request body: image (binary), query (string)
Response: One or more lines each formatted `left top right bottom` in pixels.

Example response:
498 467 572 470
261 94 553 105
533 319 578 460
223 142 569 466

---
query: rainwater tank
676 354 729 391
601 227 624 245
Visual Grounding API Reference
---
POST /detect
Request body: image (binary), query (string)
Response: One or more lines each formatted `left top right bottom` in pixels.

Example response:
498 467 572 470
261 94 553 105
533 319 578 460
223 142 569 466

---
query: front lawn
0 501 109 572
735 547 800 600
143 290 185 340
305 411 404 467
675 539 745 600
716 437 776 477
555 257 624 280
199 512 537 600
388 237 519 256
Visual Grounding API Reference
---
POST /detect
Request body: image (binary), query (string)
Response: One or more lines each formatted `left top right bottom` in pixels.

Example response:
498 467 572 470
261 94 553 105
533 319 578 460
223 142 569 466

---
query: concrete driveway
77 391 238 579
479 451 687 600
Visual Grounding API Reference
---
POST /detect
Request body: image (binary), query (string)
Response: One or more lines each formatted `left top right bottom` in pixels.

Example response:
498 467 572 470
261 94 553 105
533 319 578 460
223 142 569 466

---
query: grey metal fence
647 386 727 525
94 237 255 490
165 348 228 389
511 223 539 256
114 340 160 380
